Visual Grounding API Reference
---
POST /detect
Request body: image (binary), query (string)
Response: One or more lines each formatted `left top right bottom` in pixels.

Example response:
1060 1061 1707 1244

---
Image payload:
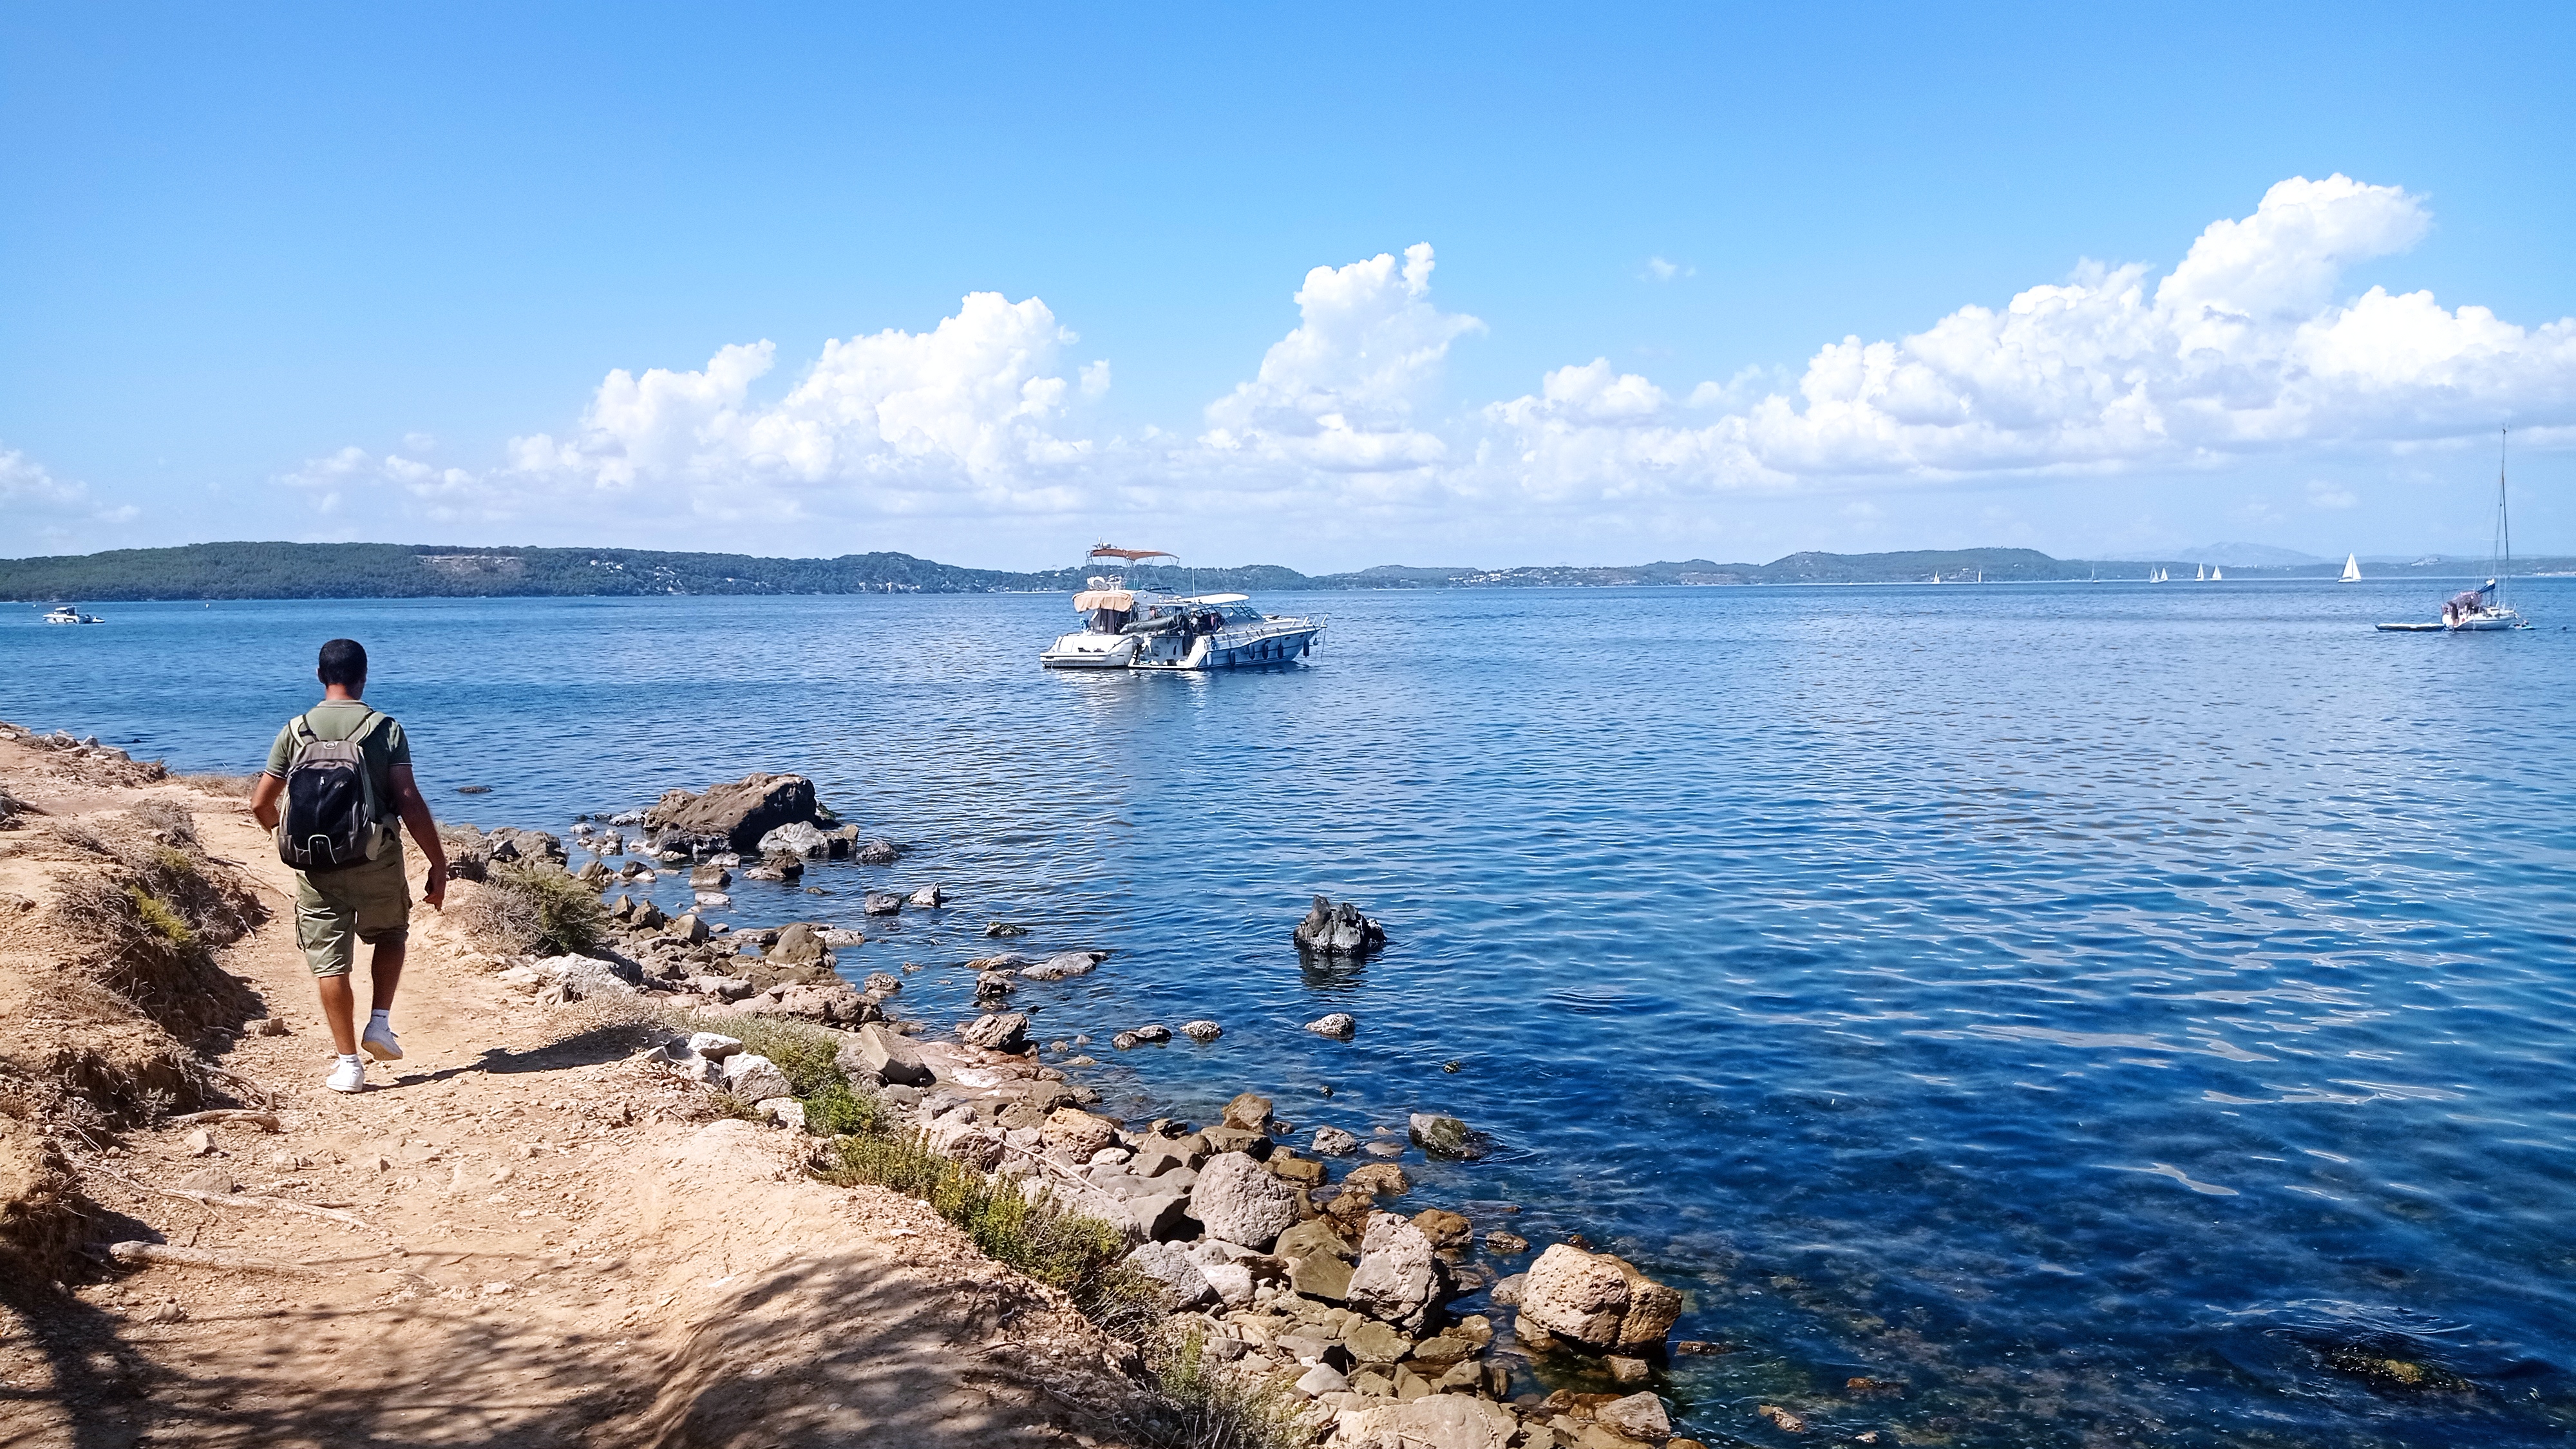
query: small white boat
2380 430 2532 633
40 605 102 625
2340 553 2362 583
2212 566 2224 580
1041 545 1327 671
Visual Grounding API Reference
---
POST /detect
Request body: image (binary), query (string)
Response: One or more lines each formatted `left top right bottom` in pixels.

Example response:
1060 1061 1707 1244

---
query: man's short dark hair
317 638 368 687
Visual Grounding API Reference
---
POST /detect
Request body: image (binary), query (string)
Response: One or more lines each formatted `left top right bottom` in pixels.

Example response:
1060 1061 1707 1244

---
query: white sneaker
325 1056 366 1094
362 1019 404 1061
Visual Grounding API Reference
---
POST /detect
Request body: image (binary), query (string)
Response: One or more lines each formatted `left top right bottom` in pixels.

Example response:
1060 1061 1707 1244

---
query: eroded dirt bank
0 724 1157 1449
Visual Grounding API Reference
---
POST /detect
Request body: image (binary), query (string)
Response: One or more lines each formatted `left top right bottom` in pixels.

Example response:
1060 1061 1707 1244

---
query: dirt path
0 734 1155 1449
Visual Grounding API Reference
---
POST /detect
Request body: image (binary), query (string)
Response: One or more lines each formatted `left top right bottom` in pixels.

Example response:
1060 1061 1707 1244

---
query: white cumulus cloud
1483 175 2576 504
2 447 139 548
1200 243 1484 473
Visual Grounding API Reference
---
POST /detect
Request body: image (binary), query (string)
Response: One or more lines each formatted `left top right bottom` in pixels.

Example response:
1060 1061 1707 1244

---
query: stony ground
0 726 1158 1449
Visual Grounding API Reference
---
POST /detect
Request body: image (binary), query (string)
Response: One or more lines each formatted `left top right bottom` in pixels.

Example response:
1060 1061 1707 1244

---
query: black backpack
276 709 395 871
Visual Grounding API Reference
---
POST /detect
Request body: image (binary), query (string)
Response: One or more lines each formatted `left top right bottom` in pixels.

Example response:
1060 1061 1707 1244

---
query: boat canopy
1171 592 1247 605
1089 545 1175 562
1072 589 1135 611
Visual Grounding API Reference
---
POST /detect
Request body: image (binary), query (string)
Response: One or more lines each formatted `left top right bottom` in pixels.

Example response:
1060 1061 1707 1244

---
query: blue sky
4 3 2571 571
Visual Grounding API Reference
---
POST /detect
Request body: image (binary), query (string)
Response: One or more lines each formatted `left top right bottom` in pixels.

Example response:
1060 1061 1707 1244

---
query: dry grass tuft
175 772 259 798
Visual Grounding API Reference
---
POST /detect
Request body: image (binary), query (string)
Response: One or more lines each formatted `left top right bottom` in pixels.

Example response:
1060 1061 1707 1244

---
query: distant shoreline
5 540 2564 603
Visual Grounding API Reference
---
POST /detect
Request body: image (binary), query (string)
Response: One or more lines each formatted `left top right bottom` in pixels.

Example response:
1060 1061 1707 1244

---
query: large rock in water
1516 1243 1685 1354
1191 1150 1299 1251
755 821 831 858
1294 895 1386 956
958 1011 1032 1054
766 922 826 965
1345 1211 1439 1330
644 773 821 853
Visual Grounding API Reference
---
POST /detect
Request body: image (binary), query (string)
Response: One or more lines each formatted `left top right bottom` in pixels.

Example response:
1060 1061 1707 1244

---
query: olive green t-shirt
263 700 412 806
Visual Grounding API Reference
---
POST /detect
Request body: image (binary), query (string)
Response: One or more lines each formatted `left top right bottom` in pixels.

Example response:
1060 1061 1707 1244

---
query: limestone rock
720 1052 793 1103
669 911 710 945
687 1032 744 1060
1408 1113 1490 1161
1335 1395 1517 1449
1312 1125 1361 1156
767 922 826 965
1019 949 1110 981
1202 1260 1256 1309
644 773 820 853
974 970 1016 999
1412 1208 1472 1250
854 837 899 864
906 883 944 908
1596 1392 1670 1440
838 1023 933 1086
1484 1229 1530 1255
1517 1244 1683 1354
958 1011 1032 1054
1341 1162 1410 1197
756 821 832 858
1347 1211 1439 1329
1305 1012 1358 1039
1180 1019 1222 1041
1221 1092 1273 1132
1293 894 1386 956
1122 1240 1217 1309
1041 1108 1121 1160
1191 1149 1299 1251
862 891 904 916
688 862 732 889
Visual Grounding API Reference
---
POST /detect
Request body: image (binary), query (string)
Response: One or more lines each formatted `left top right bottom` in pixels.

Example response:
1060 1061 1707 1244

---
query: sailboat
2378 429 2532 632
2195 564 2207 582
2211 566 2224 581
2340 554 2362 583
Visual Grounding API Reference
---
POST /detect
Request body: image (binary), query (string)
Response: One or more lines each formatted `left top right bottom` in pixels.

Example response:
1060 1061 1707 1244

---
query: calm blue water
8 581 2575 1446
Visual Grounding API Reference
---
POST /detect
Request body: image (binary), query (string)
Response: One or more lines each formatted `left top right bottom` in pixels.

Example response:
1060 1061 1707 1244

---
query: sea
8 578 2573 1447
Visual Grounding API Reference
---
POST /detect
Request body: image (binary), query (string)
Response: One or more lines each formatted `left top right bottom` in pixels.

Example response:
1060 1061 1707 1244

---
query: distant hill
3 540 2564 602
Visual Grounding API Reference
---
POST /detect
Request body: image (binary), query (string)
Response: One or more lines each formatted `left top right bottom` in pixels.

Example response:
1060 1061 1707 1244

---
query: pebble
184 1130 214 1157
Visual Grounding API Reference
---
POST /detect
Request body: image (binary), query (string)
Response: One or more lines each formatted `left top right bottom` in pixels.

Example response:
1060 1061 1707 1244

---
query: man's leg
368 938 406 1012
316 972 360 1055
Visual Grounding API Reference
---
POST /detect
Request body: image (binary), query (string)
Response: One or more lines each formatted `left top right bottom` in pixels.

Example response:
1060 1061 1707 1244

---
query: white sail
2341 553 2361 582
2211 566 2223 580
2195 564 2206 581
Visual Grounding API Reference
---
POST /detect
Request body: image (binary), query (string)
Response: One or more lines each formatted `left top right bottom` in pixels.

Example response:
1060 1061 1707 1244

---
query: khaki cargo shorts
294 848 412 977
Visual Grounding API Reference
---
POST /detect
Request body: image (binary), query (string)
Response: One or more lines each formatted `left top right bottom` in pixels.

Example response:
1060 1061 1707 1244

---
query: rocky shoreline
468 770 1718 1449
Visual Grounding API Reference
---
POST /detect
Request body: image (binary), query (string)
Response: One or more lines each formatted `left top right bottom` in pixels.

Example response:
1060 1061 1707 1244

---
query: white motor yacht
41 605 102 625
1041 545 1327 670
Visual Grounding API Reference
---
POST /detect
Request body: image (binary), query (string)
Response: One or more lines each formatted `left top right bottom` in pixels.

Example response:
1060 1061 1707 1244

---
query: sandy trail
0 735 1152 1449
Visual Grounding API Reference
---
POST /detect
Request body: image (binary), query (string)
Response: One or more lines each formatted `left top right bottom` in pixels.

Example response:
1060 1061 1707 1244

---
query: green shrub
712 1014 844 1095
124 887 195 947
488 863 606 956
813 1130 1133 1302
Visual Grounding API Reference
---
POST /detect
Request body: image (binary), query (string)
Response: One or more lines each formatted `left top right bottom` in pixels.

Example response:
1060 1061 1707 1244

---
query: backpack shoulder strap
290 714 319 748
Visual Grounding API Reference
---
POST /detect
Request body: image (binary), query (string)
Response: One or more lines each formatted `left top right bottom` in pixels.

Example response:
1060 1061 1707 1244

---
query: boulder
1517 1244 1684 1354
574 858 609 887
958 1011 1032 1054
1191 1150 1300 1251
1221 1092 1273 1132
1341 1162 1410 1197
767 922 826 965
862 891 904 916
1019 950 1110 981
644 773 822 853
906 884 944 908
719 1052 793 1103
854 837 900 864
1121 1240 1216 1309
1041 1108 1121 1160
1412 1208 1472 1250
835 1024 930 1087
756 821 832 858
1180 1019 1222 1041
1305 1012 1358 1039
1484 1229 1530 1256
1312 1126 1361 1156
687 1032 744 1060
1293 895 1386 956
861 972 902 998
974 970 1016 999
1128 1023 1173 1045
1200 1260 1256 1310
688 863 732 889
761 852 806 882
1347 1211 1439 1329
669 911 710 945
1408 1113 1490 1161
1126 1191 1195 1242
631 900 667 931
1596 1392 1671 1441
1334 1395 1517 1449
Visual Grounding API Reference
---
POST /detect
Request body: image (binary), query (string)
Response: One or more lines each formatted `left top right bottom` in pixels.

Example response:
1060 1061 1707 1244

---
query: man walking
249 638 448 1092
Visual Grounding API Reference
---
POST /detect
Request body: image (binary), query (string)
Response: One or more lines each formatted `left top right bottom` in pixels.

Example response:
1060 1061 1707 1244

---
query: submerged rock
855 837 900 864
1180 1019 1222 1041
1020 950 1110 981
1408 1112 1491 1161
1304 1012 1357 1039
1311 1125 1361 1156
906 884 945 908
862 891 904 916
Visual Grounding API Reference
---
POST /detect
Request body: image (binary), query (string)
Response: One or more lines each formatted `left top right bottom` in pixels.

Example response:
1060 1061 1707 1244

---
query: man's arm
251 773 284 831
386 764 448 909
